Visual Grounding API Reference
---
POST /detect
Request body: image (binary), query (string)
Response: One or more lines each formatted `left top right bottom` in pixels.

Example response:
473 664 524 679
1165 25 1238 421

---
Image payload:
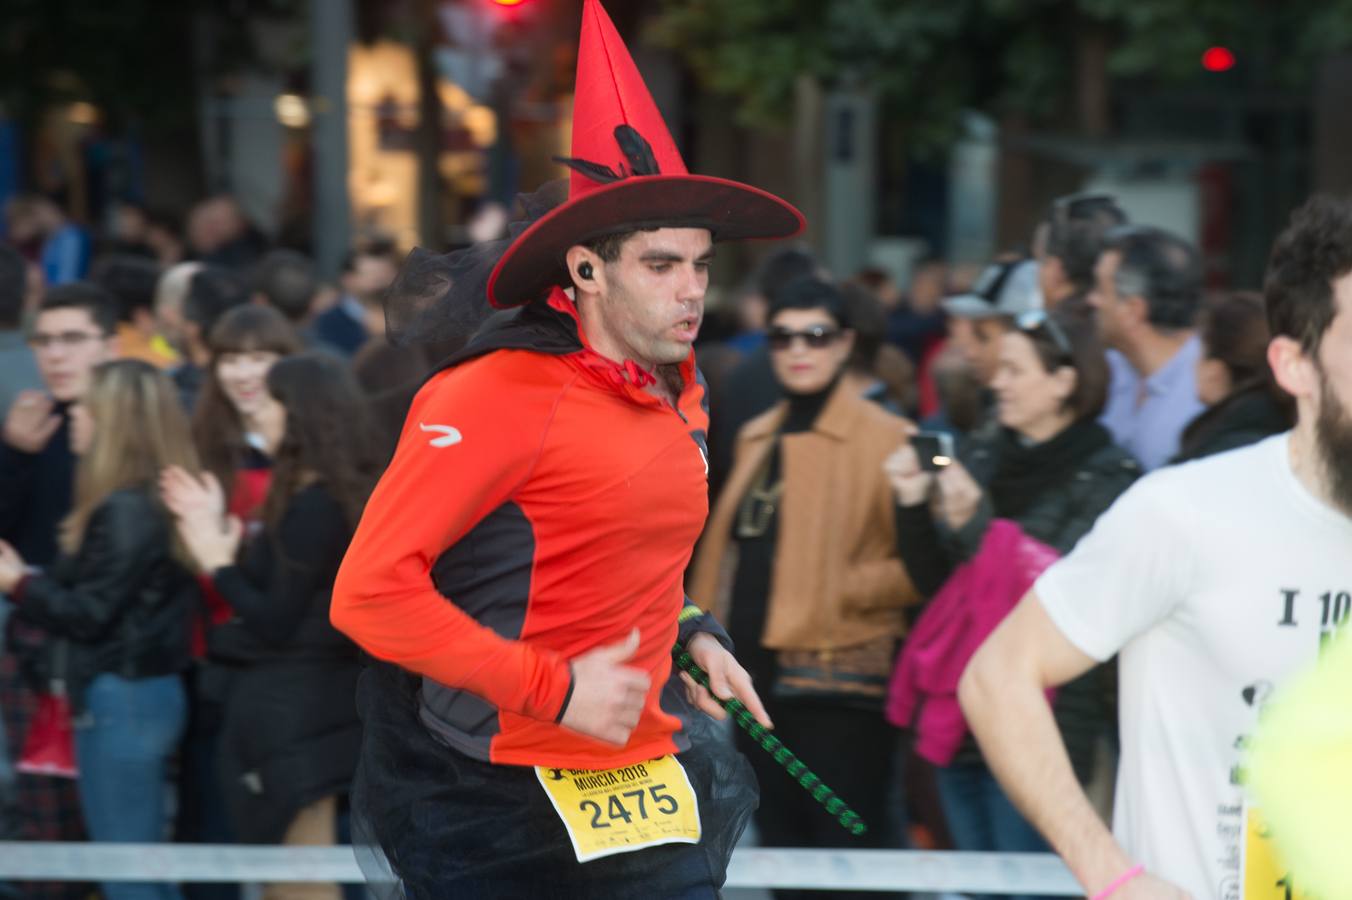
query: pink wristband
1092 864 1144 900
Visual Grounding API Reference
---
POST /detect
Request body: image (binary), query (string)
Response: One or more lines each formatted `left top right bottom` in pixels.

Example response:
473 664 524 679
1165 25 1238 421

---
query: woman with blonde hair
0 359 201 900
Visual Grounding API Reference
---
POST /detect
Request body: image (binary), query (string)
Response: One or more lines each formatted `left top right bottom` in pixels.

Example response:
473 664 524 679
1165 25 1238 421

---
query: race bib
535 755 701 863
1243 805 1314 899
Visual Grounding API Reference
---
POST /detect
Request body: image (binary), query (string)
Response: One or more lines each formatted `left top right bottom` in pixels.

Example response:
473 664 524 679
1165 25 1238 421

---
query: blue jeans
74 673 188 900
934 760 1051 900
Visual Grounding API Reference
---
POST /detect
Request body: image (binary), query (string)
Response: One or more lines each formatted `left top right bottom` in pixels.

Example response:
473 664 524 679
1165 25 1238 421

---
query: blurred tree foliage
649 0 1352 146
0 0 302 134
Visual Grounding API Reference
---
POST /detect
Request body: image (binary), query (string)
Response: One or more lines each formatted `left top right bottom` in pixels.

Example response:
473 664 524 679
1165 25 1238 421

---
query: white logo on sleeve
419 423 463 448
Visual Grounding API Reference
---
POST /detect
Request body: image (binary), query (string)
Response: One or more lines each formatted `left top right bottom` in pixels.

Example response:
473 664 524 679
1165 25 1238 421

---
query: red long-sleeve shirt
331 291 713 769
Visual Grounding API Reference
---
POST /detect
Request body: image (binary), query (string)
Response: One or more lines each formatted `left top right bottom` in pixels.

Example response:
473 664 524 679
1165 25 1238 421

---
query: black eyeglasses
767 325 842 351
1014 310 1073 360
27 331 106 351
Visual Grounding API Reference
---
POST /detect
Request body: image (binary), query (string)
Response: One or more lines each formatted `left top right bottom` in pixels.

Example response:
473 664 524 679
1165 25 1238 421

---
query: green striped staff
672 641 868 836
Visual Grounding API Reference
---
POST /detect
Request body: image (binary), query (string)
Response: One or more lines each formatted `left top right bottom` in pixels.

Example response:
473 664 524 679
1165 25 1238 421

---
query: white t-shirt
1037 434 1352 900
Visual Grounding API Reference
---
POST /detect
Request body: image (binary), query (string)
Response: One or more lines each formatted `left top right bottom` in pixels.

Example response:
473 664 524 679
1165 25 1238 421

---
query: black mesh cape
383 181 569 349
350 661 758 899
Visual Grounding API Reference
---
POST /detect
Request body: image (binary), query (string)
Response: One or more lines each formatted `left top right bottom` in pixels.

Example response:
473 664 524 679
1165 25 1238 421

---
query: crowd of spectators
0 182 1327 900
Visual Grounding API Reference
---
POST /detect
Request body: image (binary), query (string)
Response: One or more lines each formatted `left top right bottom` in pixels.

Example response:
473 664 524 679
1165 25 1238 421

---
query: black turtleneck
725 380 835 686
781 380 834 434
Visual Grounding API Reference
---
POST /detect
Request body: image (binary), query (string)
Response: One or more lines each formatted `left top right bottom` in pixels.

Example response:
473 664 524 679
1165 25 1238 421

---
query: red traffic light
489 0 528 5
1202 47 1235 72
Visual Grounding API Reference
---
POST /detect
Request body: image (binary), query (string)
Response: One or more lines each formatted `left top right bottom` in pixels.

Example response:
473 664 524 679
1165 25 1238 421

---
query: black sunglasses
767 325 843 351
1014 309 1073 360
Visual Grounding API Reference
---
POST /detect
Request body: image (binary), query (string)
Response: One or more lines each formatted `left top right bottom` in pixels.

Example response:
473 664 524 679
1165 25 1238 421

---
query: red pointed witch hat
486 0 805 308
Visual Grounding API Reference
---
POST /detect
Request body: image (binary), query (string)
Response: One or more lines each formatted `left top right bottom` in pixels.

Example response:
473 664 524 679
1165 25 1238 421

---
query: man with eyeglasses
0 281 118 897
2 283 118 564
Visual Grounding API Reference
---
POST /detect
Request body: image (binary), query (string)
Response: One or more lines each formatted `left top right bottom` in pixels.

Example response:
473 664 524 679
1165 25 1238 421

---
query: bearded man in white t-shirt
958 194 1352 900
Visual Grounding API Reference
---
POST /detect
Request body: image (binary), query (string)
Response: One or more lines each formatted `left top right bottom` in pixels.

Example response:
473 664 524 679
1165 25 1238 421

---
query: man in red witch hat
329 0 805 895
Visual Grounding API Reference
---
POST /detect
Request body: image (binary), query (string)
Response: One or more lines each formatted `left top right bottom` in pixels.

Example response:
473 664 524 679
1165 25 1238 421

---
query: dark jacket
1174 385 1291 464
207 483 362 843
0 408 75 566
895 420 1140 782
708 346 780 496
13 488 195 707
900 420 1139 589
311 302 369 357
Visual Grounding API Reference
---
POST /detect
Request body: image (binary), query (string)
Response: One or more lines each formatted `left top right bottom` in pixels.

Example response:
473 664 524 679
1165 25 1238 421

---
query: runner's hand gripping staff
672 636 869 836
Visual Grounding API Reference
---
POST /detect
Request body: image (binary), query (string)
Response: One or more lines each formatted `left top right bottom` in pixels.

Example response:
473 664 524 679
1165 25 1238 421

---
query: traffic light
1202 46 1236 73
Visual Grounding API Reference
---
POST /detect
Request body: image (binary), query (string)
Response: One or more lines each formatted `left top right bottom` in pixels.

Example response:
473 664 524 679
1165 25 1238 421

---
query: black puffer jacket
14 487 195 708
896 420 1140 783
207 483 362 843
1174 385 1291 463
952 422 1139 560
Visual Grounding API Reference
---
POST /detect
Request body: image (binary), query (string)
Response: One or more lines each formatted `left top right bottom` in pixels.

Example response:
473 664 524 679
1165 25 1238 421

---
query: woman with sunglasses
885 309 1139 888
689 277 919 896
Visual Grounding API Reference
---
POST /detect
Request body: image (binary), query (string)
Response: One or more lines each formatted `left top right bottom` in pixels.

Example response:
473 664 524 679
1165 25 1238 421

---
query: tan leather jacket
688 380 920 651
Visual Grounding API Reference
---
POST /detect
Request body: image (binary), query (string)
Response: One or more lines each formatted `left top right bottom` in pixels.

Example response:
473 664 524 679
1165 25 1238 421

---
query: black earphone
578 262 594 280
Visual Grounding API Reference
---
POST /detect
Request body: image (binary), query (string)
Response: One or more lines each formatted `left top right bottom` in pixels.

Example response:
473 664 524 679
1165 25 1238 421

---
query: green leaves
649 0 1352 146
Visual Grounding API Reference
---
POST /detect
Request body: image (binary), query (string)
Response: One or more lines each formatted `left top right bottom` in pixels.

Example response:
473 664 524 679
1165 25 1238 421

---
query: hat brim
487 175 805 309
941 295 999 319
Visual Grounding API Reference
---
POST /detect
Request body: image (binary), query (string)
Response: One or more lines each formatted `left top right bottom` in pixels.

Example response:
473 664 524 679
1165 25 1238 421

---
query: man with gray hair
1090 225 1205 469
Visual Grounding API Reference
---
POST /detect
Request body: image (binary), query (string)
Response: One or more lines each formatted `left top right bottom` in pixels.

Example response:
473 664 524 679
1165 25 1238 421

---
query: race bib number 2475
535 755 702 863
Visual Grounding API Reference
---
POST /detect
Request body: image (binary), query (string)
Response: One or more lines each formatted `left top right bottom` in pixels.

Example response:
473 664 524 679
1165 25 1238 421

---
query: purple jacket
886 519 1059 766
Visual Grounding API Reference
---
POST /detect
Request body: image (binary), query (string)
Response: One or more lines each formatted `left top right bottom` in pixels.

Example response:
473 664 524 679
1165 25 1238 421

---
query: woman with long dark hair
163 352 379 900
0 360 200 900
192 303 302 517
175 303 301 889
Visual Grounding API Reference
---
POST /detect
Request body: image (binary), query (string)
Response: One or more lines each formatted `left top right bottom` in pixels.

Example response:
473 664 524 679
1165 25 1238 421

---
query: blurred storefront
194 0 578 263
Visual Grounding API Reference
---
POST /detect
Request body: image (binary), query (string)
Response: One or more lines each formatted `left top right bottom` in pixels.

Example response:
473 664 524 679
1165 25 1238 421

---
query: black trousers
736 698 905 900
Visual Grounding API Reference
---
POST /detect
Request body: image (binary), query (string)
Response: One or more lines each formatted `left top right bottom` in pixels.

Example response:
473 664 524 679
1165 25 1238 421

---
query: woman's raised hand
159 466 225 523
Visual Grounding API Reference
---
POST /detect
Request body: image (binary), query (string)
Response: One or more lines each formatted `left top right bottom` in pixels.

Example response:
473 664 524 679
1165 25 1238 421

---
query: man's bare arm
958 590 1186 897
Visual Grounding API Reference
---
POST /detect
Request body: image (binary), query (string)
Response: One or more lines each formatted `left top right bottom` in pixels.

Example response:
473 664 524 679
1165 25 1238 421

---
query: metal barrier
0 844 1082 894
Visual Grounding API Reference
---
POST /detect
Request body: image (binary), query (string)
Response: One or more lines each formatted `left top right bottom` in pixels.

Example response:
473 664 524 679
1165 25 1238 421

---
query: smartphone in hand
910 431 955 472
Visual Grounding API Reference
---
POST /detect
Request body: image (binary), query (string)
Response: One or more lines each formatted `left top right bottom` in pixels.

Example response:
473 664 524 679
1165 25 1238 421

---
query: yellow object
677 605 704 624
1248 631 1352 898
1242 805 1315 899
116 324 179 369
535 754 700 862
